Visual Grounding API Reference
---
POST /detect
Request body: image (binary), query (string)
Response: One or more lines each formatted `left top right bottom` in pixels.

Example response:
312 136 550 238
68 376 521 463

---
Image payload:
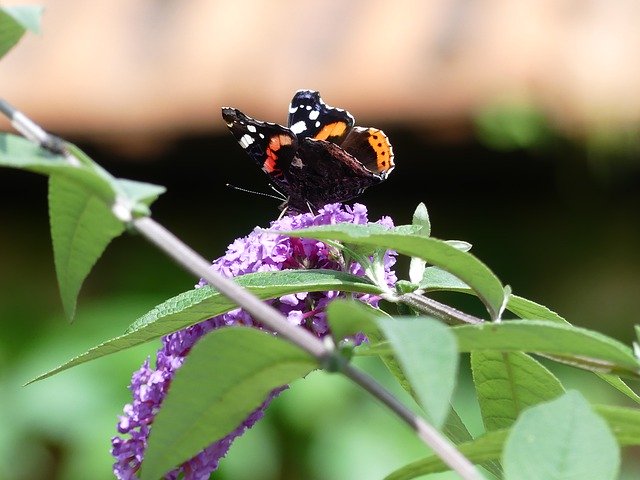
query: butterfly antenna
225 184 286 202
268 184 287 201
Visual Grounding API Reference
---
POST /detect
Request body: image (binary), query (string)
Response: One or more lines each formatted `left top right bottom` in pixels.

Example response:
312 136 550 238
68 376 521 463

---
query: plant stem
399 292 484 325
343 366 484 480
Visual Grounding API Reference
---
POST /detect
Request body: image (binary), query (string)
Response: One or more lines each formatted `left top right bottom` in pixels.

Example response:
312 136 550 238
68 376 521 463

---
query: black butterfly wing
287 90 355 144
222 107 298 193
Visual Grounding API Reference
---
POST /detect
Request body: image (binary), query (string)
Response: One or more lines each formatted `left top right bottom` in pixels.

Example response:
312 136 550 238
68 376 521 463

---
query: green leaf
115 178 165 206
377 317 458 428
326 299 385 342
503 391 619 480
506 295 566 324
140 327 316 480
420 266 470 291
0 6 43 58
365 319 640 377
28 269 381 384
412 202 431 237
384 429 507 480
49 175 125 320
0 134 117 203
454 320 640 377
472 351 564 431
385 404 640 480
282 223 505 320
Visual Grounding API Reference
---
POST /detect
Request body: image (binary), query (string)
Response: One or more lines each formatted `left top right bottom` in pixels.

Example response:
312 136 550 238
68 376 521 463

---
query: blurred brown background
1 1 639 479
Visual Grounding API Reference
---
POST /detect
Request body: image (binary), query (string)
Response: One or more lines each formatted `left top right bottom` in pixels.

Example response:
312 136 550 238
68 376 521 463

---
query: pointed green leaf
364 320 640 377
385 403 639 480
597 374 640 405
412 202 431 237
506 295 566 324
116 178 165 206
503 391 619 480
472 351 564 431
377 317 458 428
49 174 125 319
28 269 381 383
0 6 43 58
454 320 640 377
140 327 316 480
281 223 504 320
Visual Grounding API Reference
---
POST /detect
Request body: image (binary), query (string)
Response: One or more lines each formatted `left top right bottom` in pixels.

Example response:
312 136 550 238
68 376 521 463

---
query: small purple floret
111 203 397 479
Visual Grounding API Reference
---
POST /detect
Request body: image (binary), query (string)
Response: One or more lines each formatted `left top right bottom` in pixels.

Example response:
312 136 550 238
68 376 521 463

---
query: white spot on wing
290 121 307 134
247 125 257 133
315 121 320 127
259 133 265 139
309 110 319 120
289 105 298 113
239 134 254 148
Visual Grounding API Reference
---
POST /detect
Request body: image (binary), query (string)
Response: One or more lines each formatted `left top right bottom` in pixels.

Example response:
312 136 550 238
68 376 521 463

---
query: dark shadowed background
1 1 639 479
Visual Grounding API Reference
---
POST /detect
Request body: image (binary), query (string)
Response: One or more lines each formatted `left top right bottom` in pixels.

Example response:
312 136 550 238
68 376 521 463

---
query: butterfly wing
222 107 298 192
339 126 395 178
287 90 355 143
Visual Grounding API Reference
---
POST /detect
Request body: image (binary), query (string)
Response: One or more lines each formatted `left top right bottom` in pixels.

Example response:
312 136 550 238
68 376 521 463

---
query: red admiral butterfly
222 90 394 213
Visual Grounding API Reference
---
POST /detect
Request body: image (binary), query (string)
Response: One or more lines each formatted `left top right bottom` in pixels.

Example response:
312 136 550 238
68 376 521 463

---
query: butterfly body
222 90 394 213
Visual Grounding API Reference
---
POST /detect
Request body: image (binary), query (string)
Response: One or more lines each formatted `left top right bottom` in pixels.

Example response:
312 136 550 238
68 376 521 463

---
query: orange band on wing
314 121 348 141
263 134 294 173
366 128 394 173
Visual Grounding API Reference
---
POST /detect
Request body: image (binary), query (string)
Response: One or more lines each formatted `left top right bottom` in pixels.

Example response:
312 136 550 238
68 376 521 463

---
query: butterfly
222 90 394 213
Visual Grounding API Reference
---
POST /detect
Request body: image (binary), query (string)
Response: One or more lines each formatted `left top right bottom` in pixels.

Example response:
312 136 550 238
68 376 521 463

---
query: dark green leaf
0 6 43 58
282 223 505 320
378 317 458 428
503 391 619 480
140 327 316 480
49 175 125 320
472 351 564 431
28 269 381 383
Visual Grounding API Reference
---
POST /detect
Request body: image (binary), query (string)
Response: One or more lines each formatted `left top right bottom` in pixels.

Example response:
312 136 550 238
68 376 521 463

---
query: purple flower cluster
111 203 397 479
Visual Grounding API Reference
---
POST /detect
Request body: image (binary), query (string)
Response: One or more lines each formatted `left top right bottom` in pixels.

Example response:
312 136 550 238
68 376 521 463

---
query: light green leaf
115 178 165 206
412 202 431 237
49 175 125 320
326 299 384 342
506 295 566 324
384 429 506 480
364 319 640 378
0 134 117 203
503 391 619 480
420 266 470 291
28 269 381 383
472 351 564 431
282 223 505 320
0 6 43 58
384 403 639 480
454 320 640 377
140 327 316 480
378 317 458 428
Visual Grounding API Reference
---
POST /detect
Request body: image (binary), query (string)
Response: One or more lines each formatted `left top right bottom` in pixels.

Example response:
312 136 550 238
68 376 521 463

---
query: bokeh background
1 1 640 479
